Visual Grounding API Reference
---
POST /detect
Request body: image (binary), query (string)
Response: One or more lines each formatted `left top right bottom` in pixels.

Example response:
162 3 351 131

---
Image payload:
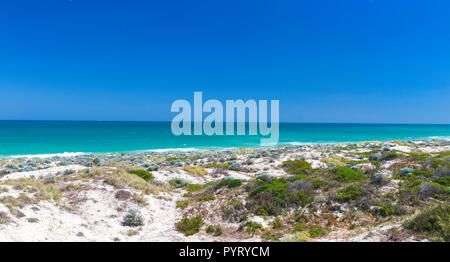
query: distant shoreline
2 137 450 160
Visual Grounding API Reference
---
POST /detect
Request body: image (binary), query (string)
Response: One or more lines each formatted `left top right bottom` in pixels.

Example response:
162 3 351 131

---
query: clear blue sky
1 0 449 123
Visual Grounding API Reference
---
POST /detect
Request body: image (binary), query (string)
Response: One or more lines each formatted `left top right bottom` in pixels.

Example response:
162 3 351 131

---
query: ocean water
0 121 449 157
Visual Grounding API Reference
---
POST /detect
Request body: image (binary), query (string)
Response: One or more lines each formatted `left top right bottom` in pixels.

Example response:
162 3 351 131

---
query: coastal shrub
175 215 204 236
407 152 431 162
169 178 188 188
287 232 310 242
146 164 159 171
186 184 203 192
221 199 247 223
296 191 313 207
272 217 282 229
176 200 189 209
332 166 367 182
437 150 450 158
308 225 327 238
412 170 433 177
122 209 143 227
295 222 307 232
239 221 263 233
371 173 389 186
215 178 242 189
246 176 316 215
281 160 312 175
197 194 216 201
403 204 449 242
433 176 450 187
183 166 207 176
431 159 450 170
228 161 241 170
417 182 446 199
398 167 413 176
381 152 400 161
372 203 406 217
336 185 362 202
261 232 280 242
247 178 289 215
206 224 222 236
127 169 154 182
312 178 330 189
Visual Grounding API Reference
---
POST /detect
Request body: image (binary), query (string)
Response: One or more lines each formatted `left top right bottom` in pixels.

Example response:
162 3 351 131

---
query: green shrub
127 169 154 182
308 225 327 238
296 191 313 207
382 152 399 161
248 178 289 215
262 232 280 242
122 209 143 227
312 178 329 189
332 166 367 182
272 217 282 229
295 222 306 232
403 204 449 242
240 221 263 233
176 200 189 209
408 152 431 162
247 176 316 216
197 194 216 201
170 178 188 188
431 159 450 169
216 178 242 189
373 203 406 217
412 170 433 177
281 160 312 175
433 176 450 187
186 184 203 192
175 215 204 236
336 184 362 202
206 224 222 236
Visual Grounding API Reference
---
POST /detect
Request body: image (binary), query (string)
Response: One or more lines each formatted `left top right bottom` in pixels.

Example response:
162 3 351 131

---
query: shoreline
2 136 450 160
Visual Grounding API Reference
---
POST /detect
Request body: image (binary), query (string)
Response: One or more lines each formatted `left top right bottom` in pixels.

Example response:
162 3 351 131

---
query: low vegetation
127 169 155 182
403 204 449 242
175 215 205 236
183 166 207 176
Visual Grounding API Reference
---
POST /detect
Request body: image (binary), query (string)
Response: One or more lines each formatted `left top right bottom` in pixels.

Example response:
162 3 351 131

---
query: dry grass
0 193 33 216
183 166 207 176
93 168 170 195
1 178 62 204
132 193 149 206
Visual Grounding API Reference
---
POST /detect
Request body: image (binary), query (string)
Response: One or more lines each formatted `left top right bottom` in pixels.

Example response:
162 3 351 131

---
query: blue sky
0 0 449 123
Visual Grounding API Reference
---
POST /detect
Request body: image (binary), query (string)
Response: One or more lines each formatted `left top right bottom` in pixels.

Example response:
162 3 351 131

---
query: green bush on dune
175 215 204 236
332 166 367 182
127 169 155 182
403 204 449 242
281 160 312 175
336 184 362 202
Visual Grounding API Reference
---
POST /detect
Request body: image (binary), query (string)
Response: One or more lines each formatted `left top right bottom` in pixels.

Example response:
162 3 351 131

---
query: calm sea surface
1 121 449 157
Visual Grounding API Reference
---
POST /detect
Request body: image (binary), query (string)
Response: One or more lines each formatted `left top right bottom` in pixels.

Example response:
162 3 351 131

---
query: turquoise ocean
1 121 450 157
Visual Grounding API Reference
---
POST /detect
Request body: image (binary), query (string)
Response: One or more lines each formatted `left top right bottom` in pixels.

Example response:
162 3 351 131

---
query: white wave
9 152 86 159
142 148 201 153
428 136 450 141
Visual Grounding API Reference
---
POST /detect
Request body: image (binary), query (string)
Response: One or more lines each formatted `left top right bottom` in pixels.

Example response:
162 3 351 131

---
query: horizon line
1 119 450 125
